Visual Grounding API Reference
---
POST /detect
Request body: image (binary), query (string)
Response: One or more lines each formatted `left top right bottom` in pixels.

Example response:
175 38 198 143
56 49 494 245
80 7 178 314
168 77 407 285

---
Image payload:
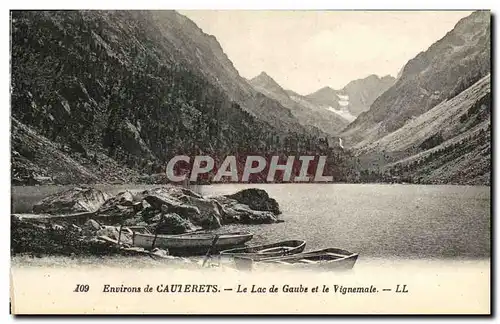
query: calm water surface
204 184 490 259
12 184 490 259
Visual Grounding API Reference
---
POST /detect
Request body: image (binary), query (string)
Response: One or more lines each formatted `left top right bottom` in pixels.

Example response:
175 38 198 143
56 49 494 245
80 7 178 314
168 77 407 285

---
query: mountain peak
303 74 396 116
249 71 286 95
257 71 270 78
307 86 337 97
303 86 340 110
251 71 276 84
318 86 336 92
247 71 350 136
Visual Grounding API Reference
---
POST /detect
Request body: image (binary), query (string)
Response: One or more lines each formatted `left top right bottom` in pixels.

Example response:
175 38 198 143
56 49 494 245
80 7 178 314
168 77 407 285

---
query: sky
180 10 472 95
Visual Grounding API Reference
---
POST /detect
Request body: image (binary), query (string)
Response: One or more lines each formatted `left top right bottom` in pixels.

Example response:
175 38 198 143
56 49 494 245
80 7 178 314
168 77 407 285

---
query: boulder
147 212 163 224
145 194 200 218
95 191 143 224
136 206 159 223
96 226 119 240
211 196 278 224
122 216 144 226
106 191 136 206
162 185 204 199
173 195 222 229
32 187 110 215
143 187 221 229
82 219 101 235
225 188 281 215
233 207 278 224
151 213 200 234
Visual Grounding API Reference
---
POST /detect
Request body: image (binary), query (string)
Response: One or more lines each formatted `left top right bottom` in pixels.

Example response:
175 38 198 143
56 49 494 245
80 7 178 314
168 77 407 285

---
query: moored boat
132 231 254 254
220 240 306 261
234 248 358 271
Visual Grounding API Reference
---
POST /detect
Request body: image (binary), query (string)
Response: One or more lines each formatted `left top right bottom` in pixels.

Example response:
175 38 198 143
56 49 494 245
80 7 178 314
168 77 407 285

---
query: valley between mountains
11 10 491 185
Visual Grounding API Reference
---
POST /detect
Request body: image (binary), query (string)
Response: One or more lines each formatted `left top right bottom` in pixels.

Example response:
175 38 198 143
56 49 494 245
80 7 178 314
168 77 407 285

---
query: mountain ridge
342 11 491 185
10 10 490 186
248 71 350 136
304 74 396 117
341 11 490 147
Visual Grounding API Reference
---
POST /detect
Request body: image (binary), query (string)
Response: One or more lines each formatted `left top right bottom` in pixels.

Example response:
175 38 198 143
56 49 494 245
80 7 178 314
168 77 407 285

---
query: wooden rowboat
132 231 254 254
220 240 306 261
234 248 358 271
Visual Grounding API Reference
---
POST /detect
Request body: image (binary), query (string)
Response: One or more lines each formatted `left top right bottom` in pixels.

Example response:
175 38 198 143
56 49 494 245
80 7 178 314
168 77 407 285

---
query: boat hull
220 240 306 261
133 232 253 255
234 248 359 271
270 253 358 271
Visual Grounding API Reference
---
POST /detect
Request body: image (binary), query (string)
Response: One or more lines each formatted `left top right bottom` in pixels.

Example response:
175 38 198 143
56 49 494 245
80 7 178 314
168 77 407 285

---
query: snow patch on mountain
326 106 356 122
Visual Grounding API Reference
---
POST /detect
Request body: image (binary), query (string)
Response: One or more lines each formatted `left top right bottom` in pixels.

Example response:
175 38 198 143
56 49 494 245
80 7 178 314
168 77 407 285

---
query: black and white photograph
9 9 491 315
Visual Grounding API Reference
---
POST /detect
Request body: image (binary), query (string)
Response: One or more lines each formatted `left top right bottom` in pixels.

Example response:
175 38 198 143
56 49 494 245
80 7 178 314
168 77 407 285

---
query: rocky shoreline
11 186 282 258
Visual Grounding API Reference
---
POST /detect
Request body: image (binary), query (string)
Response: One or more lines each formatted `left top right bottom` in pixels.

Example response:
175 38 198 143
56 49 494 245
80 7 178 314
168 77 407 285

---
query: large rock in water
95 191 143 224
175 195 222 229
30 186 281 235
32 187 110 215
142 187 221 229
211 196 278 224
151 213 200 234
225 188 281 215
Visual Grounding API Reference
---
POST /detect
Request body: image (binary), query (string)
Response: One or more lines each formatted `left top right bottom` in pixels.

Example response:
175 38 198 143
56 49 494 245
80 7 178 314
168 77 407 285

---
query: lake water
203 184 491 259
12 183 490 259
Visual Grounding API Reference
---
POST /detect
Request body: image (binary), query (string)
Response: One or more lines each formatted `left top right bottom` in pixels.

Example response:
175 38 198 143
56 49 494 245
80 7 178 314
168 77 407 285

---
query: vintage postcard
10 9 491 315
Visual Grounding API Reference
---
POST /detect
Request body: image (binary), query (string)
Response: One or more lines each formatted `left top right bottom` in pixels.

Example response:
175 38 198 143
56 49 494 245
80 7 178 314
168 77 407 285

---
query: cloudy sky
180 10 472 95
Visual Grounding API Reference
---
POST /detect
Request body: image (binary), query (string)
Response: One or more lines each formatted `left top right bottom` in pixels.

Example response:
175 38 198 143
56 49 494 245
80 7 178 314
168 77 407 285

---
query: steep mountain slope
11 118 141 184
305 74 395 118
248 72 350 135
11 10 348 184
249 72 291 103
355 74 490 185
358 75 490 156
341 11 490 147
144 11 307 134
341 75 395 116
305 86 341 109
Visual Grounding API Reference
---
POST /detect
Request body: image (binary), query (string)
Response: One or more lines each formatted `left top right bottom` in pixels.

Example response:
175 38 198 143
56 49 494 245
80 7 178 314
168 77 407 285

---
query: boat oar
151 225 160 250
117 223 124 246
151 214 167 250
202 234 220 267
150 232 157 250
